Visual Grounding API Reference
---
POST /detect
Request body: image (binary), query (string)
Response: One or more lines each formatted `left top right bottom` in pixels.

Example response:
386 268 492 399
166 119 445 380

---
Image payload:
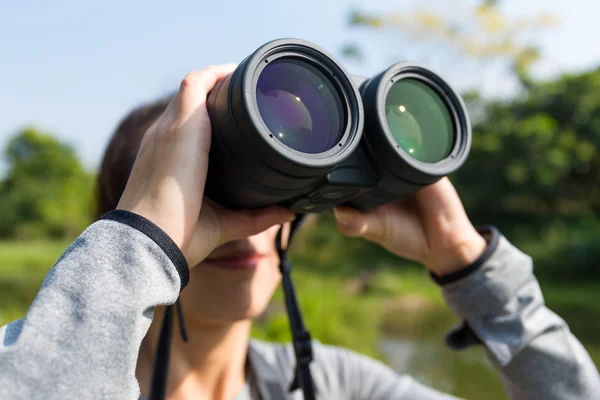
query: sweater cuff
100 210 189 291
430 225 500 286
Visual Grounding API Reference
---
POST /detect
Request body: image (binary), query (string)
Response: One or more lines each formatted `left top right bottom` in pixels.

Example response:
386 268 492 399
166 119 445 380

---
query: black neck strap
148 300 188 400
275 214 316 400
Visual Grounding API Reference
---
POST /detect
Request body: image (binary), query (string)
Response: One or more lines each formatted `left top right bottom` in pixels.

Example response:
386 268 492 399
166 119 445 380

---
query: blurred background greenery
1 1 599 399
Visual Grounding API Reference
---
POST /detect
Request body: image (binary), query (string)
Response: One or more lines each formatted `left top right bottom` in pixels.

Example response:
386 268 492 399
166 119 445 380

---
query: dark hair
94 96 172 220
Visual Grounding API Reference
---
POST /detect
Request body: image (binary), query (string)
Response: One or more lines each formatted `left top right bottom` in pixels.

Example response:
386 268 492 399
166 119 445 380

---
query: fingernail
333 208 358 225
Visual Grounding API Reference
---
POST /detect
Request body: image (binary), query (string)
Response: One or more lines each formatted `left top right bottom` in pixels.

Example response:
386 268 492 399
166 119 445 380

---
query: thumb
333 206 385 242
220 206 295 243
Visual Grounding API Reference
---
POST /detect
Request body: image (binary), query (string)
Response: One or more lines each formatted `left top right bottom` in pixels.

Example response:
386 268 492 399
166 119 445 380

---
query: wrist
117 201 186 251
100 210 190 290
429 226 500 286
427 229 487 276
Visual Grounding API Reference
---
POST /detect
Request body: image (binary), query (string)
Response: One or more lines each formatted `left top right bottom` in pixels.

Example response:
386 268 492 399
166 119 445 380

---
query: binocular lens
256 58 346 154
385 79 454 163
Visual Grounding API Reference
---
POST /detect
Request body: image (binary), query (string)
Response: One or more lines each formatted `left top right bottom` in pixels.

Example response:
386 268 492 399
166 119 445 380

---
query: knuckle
179 70 205 91
179 73 197 91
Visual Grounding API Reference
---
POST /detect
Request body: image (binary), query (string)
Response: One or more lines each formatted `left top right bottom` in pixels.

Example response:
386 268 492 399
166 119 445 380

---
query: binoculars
205 38 471 213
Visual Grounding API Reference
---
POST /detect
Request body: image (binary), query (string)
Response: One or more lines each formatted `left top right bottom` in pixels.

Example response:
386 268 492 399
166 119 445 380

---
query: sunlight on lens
257 90 313 132
385 79 453 163
278 133 284 137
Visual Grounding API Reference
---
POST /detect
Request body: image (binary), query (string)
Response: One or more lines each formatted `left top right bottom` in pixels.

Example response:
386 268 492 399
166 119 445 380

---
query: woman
0 65 598 400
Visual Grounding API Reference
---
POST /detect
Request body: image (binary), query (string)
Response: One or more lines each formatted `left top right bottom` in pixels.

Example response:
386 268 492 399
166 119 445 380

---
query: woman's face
179 223 286 324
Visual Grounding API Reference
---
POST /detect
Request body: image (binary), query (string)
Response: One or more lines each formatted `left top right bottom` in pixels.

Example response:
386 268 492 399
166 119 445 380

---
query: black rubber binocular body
205 38 471 213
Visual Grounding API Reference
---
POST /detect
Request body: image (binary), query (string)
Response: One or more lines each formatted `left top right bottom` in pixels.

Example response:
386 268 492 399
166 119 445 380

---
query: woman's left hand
333 178 486 276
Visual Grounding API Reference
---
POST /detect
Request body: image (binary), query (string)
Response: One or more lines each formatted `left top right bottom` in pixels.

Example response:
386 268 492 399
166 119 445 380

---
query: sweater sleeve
0 212 188 400
439 231 600 400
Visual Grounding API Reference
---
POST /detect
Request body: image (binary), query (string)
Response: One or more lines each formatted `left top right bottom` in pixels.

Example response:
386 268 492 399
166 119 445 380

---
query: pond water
380 336 506 399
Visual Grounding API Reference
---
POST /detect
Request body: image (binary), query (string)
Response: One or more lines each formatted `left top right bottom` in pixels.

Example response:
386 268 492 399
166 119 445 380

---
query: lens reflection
256 58 345 154
385 79 453 163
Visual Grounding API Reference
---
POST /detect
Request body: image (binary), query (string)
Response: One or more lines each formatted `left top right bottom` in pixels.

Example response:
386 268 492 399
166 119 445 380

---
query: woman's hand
117 65 294 266
333 178 486 276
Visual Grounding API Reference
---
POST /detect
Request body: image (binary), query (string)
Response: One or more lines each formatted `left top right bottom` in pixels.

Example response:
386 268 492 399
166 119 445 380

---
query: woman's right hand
117 65 294 266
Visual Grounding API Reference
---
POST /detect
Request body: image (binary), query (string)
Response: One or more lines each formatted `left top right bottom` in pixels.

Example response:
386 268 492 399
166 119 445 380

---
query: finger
415 178 464 214
415 178 469 231
219 206 295 243
334 202 419 239
177 64 237 120
333 203 427 263
333 206 384 241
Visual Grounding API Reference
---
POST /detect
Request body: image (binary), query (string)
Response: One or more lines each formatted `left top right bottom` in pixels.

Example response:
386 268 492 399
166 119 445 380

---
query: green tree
447 68 600 281
0 128 94 239
456 69 600 218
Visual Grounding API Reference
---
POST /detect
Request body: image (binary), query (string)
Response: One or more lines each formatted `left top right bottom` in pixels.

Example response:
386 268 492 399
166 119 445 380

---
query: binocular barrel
205 38 471 213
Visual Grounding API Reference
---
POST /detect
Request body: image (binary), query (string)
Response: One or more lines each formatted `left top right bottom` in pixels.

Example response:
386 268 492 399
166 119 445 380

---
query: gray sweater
0 218 598 399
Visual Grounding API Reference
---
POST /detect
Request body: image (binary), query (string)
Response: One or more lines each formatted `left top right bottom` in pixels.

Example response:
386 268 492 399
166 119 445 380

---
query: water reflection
380 337 505 399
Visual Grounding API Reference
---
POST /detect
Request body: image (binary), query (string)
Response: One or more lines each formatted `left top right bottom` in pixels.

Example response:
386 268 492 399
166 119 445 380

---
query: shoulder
248 337 366 374
248 339 416 399
248 339 350 398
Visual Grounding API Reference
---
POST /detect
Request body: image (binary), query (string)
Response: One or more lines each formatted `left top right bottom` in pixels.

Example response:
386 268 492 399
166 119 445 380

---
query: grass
0 240 71 324
0 240 70 277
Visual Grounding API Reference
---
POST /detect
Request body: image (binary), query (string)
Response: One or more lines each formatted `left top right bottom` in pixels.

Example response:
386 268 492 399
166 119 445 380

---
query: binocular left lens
205 38 470 213
256 58 346 154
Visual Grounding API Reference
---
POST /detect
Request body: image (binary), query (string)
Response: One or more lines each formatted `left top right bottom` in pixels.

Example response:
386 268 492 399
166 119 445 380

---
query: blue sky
1 0 599 172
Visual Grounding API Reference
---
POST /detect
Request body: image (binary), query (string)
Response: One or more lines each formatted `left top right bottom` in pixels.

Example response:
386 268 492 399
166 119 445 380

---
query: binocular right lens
385 79 454 164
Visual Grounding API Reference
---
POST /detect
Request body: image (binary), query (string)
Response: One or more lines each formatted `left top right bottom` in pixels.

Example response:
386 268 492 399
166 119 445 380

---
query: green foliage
0 128 94 239
252 269 383 358
0 240 71 278
0 240 70 326
455 68 600 218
